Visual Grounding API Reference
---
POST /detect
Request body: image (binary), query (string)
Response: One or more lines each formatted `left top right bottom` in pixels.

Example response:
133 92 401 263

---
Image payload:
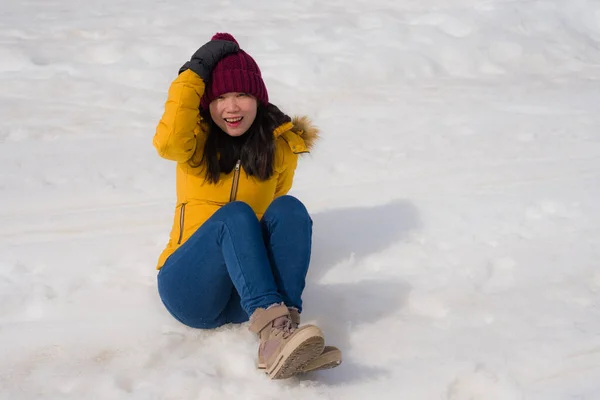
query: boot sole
267 327 325 380
260 347 342 373
300 347 342 373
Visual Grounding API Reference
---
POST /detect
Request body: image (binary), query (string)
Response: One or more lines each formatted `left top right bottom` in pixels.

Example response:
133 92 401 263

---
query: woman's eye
237 93 247 97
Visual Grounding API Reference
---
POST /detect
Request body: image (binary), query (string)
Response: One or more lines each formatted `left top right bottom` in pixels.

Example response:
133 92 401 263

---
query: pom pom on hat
211 32 239 45
201 32 269 109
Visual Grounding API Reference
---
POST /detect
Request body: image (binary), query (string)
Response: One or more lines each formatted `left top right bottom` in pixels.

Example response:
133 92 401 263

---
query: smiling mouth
224 117 243 123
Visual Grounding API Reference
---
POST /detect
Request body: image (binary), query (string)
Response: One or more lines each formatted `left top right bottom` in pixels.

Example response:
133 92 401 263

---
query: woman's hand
178 40 239 80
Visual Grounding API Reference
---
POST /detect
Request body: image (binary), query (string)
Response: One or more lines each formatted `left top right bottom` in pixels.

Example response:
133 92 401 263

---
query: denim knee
271 195 305 210
266 195 311 222
224 200 254 213
220 201 259 225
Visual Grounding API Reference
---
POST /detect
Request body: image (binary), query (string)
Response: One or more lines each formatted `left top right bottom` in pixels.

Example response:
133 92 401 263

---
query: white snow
1 0 600 399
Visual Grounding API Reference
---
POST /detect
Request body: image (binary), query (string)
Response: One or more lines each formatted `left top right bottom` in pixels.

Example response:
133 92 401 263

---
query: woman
152 33 341 379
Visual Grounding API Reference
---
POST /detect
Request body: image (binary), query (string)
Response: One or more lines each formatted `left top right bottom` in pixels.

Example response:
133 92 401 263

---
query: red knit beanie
200 33 269 110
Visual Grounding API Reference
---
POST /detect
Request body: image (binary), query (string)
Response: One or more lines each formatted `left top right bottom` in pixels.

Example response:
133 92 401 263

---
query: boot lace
272 316 294 339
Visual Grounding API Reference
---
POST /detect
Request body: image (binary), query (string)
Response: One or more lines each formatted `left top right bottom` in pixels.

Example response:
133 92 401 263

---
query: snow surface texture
1 0 600 399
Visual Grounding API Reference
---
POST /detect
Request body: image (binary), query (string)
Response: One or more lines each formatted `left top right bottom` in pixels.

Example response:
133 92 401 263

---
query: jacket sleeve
274 140 299 198
153 69 206 162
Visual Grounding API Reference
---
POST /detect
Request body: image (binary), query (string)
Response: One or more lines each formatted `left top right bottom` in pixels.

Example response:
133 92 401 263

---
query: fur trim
291 116 319 152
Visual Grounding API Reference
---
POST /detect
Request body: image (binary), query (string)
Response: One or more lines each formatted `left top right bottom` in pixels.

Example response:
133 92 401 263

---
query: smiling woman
152 32 341 380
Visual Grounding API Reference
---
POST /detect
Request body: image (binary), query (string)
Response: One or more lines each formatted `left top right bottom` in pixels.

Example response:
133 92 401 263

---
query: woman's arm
153 39 239 162
153 70 204 162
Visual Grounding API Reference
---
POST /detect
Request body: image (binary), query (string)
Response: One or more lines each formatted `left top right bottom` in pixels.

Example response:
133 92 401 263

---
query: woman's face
209 92 258 137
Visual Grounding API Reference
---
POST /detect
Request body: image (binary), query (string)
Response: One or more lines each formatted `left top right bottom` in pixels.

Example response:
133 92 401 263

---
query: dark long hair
195 103 290 184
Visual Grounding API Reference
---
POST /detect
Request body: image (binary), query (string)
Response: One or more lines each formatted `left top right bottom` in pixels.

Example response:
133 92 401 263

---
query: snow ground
1 0 600 399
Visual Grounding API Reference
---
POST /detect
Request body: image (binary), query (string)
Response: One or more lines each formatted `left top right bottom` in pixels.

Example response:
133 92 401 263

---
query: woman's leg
260 196 342 373
158 201 282 328
260 195 313 313
159 200 326 379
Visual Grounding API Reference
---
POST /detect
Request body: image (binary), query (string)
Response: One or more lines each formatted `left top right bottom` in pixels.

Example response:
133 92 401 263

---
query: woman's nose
223 97 240 112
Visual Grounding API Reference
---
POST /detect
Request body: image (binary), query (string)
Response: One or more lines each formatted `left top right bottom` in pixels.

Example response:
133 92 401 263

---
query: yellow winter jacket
153 69 318 269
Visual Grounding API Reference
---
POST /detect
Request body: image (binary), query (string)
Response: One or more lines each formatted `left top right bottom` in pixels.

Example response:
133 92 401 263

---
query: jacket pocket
177 203 187 244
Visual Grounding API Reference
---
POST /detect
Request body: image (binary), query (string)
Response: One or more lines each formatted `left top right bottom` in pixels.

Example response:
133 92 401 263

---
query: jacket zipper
177 203 186 244
229 160 241 202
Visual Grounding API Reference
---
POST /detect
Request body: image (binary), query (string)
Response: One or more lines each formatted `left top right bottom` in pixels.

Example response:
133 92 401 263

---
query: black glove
178 40 239 80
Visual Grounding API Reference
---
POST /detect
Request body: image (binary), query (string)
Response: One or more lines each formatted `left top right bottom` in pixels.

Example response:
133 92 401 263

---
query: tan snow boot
249 303 325 379
288 308 342 373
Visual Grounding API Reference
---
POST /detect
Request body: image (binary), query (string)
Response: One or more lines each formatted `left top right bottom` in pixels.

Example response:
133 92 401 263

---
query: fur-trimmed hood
267 103 319 154
272 114 319 155
290 116 319 152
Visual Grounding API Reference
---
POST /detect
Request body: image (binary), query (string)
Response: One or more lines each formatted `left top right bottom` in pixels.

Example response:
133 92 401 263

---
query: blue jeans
157 195 312 329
